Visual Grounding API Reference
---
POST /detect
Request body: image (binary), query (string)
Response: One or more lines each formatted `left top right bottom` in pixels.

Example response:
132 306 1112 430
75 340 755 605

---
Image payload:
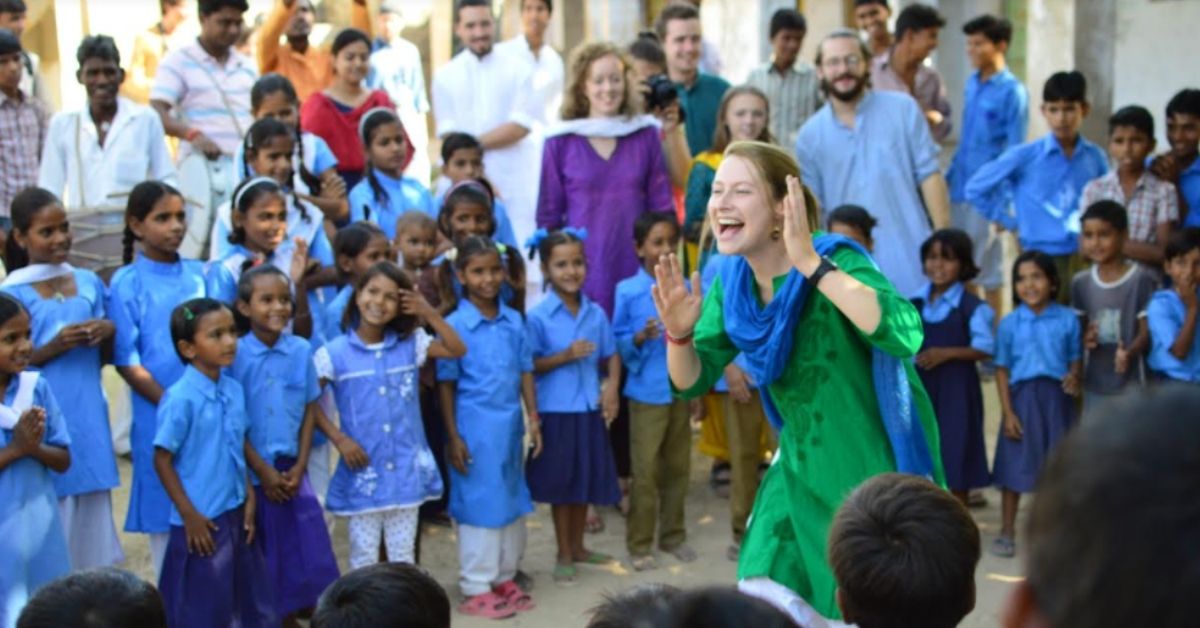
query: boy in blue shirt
966 71 1108 302
947 14 1027 315
1147 228 1200 382
1150 89 1200 226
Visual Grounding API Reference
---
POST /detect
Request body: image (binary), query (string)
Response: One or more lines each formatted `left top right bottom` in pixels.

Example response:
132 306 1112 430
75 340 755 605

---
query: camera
643 74 684 121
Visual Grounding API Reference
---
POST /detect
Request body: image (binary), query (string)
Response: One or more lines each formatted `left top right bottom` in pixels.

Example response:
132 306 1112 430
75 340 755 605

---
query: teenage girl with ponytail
108 180 208 575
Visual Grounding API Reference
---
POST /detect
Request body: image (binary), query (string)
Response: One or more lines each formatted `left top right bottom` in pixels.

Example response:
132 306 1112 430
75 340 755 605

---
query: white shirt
494 36 564 129
38 96 177 210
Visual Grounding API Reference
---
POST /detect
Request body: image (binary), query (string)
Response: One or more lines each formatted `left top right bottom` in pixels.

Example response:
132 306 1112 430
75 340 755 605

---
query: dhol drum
177 152 235 260
65 196 128 283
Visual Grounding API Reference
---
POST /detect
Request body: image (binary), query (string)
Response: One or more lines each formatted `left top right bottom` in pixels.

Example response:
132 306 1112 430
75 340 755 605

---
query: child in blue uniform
1147 228 1200 382
323 222 391 343
109 181 208 576
525 229 622 584
230 267 340 624
154 298 274 628
912 229 995 505
438 237 541 619
0 295 71 628
315 261 465 569
992 251 1082 558
348 108 435 239
438 133 517 248
0 188 123 571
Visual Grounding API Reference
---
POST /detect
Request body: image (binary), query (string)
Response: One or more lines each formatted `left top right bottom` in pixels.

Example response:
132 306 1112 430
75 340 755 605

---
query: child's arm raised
439 380 471 473
521 372 542 459
398 289 466 359
0 408 70 473
154 447 217 556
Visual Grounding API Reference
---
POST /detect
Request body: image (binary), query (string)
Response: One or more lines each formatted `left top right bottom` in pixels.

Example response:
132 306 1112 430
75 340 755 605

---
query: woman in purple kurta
537 43 674 315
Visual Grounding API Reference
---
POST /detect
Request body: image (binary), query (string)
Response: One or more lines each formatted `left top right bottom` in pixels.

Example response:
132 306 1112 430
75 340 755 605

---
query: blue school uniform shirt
0 373 71 628
316 328 441 514
210 197 336 277
153 366 251 525
229 333 320 474
947 68 1028 203
1 269 118 498
1180 158 1200 228
994 303 1082 384
526 291 615 413
205 242 302 305
435 187 518 248
613 268 671 404
1146 288 1200 382
321 285 354 344
108 254 208 533
438 300 534 528
348 169 436 239
915 282 996 354
965 133 1109 255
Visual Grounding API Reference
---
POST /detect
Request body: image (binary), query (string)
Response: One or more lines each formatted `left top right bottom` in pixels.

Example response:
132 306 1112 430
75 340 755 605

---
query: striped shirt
0 89 48 218
1080 170 1179 243
150 40 257 160
744 59 822 149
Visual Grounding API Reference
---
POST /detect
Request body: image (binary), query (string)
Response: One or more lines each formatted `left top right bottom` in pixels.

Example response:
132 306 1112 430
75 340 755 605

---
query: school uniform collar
1040 133 1096 159
179 364 223 401
347 327 399 351
133 252 183 275
457 298 520 330
542 290 595 318
970 67 1015 86
918 282 964 308
1014 302 1065 322
240 332 290 357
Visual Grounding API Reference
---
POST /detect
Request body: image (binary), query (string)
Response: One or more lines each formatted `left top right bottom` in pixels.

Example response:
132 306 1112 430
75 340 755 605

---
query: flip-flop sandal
514 569 535 592
576 551 616 565
990 536 1016 558
458 591 515 619
630 554 658 571
552 563 578 584
493 580 535 612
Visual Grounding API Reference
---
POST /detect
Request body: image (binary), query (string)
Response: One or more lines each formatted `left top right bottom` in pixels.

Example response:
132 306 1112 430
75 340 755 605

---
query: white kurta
38 96 177 210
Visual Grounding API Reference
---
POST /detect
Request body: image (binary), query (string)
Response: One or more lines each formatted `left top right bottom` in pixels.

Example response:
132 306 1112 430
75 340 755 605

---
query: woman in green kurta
651 141 944 619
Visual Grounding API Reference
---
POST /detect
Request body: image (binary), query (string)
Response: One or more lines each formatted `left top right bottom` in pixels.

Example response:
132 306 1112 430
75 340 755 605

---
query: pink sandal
493 580 536 612
458 591 516 619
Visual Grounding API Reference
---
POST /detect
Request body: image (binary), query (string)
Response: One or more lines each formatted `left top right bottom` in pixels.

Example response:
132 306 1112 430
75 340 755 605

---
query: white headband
233 176 279 209
358 106 399 142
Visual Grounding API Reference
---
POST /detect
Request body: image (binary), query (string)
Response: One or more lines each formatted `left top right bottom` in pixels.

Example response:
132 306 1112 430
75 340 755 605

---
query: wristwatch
807 256 839 287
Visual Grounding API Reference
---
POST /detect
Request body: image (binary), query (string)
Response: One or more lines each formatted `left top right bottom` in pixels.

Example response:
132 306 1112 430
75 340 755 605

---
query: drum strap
182 49 245 138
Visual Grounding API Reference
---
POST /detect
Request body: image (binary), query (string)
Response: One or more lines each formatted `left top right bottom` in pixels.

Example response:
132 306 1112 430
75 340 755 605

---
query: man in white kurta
432 1 542 294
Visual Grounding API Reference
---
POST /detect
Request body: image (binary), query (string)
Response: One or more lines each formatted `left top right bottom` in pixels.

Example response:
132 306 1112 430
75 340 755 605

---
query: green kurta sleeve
829 246 925 358
672 273 738 399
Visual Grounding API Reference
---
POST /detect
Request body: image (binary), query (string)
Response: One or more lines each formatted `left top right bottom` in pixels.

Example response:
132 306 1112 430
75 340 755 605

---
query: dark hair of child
169 298 229 362
198 0 249 18
227 177 286 246
1011 249 1061 305
530 229 585 262
359 107 408 211
854 0 889 9
1164 226 1200 261
233 264 291 334
586 583 679 628
4 187 63 271
1081 199 1129 233
961 14 1012 44
331 27 371 57
0 0 25 16
439 132 482 164
438 180 497 240
250 73 322 194
633 211 679 249
661 586 801 628
76 34 120 66
123 180 184 265
438 235 524 314
894 3 945 42
768 9 806 38
828 473 980 628
920 228 981 283
344 261 418 338
333 221 388 279
240 116 311 224
0 28 20 57
1024 387 1200 628
1108 104 1154 139
628 31 666 68
827 204 878 238
16 567 168 628
1043 70 1087 103
0 292 27 328
1166 88 1200 119
312 563 450 628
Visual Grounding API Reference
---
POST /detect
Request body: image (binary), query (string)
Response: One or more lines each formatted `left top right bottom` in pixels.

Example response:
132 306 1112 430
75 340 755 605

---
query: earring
771 224 782 240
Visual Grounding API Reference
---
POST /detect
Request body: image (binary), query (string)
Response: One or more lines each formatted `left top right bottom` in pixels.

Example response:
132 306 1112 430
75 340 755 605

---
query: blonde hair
697 141 821 254
708 86 773 154
561 42 640 120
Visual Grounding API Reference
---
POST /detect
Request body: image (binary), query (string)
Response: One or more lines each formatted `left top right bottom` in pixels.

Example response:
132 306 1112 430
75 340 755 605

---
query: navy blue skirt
526 411 622 505
159 505 276 628
254 456 340 617
993 377 1076 493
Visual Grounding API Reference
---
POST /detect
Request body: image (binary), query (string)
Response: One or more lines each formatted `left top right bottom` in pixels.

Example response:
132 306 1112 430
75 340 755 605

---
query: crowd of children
2 0 1200 625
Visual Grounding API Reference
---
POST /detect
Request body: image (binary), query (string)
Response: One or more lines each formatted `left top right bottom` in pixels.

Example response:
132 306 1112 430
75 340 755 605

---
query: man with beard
432 0 543 298
38 35 176 249
795 29 950 297
258 0 370 102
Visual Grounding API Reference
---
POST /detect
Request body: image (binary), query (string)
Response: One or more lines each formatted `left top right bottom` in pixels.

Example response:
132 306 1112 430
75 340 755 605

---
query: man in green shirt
655 3 729 157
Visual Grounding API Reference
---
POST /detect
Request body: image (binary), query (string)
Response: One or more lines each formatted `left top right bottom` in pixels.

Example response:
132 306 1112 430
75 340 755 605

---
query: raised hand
781 175 819 276
399 288 435 319
288 237 310 286
650 253 702 339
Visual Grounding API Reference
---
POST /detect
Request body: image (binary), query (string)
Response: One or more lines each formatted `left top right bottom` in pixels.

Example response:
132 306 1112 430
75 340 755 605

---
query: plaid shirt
0 90 48 218
1080 171 1179 243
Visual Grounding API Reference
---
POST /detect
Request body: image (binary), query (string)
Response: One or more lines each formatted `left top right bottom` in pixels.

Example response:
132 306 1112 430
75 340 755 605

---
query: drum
66 198 128 282
177 152 235 260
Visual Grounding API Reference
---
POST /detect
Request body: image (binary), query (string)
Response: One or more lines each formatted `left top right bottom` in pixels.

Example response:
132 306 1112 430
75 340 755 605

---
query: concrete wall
1111 0 1200 147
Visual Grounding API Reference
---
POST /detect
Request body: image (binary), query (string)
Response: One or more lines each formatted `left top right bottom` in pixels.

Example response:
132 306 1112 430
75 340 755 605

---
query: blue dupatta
719 234 934 478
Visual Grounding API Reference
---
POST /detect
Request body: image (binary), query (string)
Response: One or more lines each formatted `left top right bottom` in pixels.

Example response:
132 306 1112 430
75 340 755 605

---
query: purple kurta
537 126 673 314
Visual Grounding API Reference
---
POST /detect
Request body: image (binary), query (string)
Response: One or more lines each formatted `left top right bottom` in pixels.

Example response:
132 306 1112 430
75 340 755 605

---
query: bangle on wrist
184 128 201 142
665 329 694 345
